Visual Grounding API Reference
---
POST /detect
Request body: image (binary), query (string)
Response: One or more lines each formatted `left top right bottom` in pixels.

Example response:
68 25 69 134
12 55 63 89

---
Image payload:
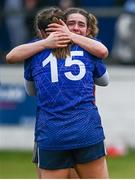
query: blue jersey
24 44 106 150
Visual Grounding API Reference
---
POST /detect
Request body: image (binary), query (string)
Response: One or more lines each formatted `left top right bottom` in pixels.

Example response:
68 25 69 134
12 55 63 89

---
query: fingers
57 40 71 46
47 23 62 28
59 40 71 44
59 38 71 42
57 44 68 48
55 38 71 48
46 23 66 33
46 27 60 33
59 19 66 26
51 32 70 39
55 36 71 44
46 24 70 41
46 27 66 33
47 32 71 48
47 20 66 27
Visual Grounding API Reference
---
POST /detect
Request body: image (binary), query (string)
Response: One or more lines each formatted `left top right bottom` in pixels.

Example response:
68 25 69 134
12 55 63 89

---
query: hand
45 31 71 48
46 19 72 40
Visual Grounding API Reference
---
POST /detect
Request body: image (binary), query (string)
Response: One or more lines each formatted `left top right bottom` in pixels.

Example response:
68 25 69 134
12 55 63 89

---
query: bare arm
6 40 47 64
47 20 109 59
70 33 108 59
6 32 70 64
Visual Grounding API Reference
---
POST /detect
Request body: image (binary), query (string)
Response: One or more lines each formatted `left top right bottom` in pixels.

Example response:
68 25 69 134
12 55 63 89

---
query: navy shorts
32 141 106 170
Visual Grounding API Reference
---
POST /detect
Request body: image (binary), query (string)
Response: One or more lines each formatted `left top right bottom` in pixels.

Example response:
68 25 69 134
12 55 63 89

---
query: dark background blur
0 0 128 64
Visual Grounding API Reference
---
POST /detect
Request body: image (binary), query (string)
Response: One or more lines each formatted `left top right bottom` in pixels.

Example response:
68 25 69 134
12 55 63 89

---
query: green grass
0 150 135 179
107 149 135 178
0 151 36 179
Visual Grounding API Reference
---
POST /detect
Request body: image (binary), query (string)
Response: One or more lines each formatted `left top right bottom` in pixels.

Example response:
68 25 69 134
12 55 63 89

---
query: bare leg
36 166 41 179
36 166 79 179
36 166 80 179
39 168 70 179
69 168 80 179
75 156 109 179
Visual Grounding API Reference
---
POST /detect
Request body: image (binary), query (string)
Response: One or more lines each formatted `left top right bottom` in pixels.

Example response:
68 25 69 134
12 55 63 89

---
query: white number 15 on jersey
42 51 86 82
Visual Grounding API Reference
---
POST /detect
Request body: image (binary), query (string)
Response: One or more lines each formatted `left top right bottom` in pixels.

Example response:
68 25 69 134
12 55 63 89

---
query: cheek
81 29 87 36
67 25 73 32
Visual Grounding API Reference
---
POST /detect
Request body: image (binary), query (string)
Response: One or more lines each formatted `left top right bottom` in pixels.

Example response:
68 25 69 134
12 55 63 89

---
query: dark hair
35 7 65 31
35 7 70 59
64 7 99 38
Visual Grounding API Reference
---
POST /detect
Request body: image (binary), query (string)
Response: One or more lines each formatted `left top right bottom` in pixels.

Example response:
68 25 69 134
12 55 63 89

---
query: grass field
0 149 135 179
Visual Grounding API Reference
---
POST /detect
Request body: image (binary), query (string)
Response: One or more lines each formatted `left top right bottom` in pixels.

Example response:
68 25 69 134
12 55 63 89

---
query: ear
37 29 47 38
86 28 91 37
37 29 42 38
41 30 48 38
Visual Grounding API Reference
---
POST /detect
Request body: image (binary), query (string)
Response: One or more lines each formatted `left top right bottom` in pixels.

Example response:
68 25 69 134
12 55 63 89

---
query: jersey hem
37 137 105 150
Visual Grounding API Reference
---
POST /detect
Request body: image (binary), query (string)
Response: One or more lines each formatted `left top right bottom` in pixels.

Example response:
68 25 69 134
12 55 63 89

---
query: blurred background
0 0 135 178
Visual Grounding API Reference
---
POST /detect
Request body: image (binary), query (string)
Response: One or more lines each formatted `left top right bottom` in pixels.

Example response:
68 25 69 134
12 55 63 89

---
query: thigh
38 166 80 179
73 141 109 178
37 166 79 179
37 148 74 170
40 168 70 179
73 141 106 164
33 144 79 178
36 166 41 179
69 168 80 179
37 148 74 179
75 156 109 179
32 142 41 178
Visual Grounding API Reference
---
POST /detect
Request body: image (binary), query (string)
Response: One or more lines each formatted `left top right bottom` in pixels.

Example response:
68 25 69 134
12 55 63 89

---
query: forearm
6 39 48 64
6 31 70 64
70 33 108 59
46 22 108 59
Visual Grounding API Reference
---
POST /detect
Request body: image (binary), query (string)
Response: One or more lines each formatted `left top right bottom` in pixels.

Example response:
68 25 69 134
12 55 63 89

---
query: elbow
6 48 22 64
100 48 109 59
6 53 16 64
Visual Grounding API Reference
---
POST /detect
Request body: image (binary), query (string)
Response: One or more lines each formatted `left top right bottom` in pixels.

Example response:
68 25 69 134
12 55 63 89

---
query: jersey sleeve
94 70 109 86
24 79 36 96
24 58 33 81
93 59 107 78
24 38 40 80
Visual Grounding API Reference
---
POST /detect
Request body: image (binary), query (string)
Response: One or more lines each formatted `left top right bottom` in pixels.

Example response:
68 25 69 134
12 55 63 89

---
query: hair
35 7 70 59
64 8 99 38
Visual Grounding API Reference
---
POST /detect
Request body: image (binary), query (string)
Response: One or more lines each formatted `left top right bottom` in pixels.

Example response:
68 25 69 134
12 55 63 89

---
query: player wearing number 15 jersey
24 42 108 151
23 7 109 178
7 6 109 178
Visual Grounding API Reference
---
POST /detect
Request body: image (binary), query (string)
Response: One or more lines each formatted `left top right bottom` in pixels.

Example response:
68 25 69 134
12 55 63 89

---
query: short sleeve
93 59 107 78
24 38 40 81
24 58 33 81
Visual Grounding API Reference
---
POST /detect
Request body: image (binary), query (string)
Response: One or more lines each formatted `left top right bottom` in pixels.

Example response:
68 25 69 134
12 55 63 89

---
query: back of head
35 7 65 31
35 7 70 59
